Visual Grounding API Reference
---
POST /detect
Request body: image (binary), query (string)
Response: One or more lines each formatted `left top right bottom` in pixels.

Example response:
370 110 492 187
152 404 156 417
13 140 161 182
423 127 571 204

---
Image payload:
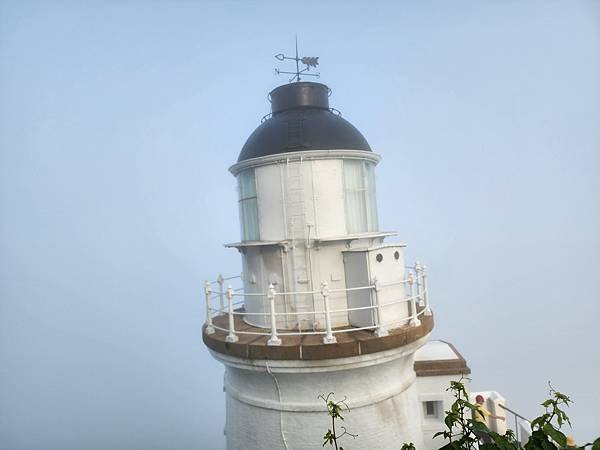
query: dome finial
274 35 320 83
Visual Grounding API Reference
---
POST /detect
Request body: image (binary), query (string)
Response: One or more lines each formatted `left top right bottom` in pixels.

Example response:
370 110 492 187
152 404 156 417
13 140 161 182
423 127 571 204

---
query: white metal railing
498 404 531 445
203 263 432 345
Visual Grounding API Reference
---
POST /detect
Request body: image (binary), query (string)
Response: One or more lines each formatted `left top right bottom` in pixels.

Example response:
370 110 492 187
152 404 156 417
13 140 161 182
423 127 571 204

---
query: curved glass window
238 169 259 241
343 160 379 233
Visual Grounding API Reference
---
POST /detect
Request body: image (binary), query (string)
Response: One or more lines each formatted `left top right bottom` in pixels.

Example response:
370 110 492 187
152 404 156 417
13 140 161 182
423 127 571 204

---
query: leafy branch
319 392 358 450
411 379 600 450
525 382 573 450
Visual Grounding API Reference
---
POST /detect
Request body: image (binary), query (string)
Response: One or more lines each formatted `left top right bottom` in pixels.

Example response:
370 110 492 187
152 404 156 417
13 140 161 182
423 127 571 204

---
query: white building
202 81 512 449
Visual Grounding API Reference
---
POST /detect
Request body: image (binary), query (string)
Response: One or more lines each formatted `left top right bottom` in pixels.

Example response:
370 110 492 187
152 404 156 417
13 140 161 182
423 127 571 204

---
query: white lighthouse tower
202 79 494 449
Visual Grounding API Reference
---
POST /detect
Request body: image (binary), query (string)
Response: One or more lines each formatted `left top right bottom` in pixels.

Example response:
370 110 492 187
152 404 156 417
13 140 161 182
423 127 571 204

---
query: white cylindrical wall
233 150 396 330
241 241 354 329
215 338 428 450
232 151 381 243
241 236 400 330
232 150 400 330
255 158 347 241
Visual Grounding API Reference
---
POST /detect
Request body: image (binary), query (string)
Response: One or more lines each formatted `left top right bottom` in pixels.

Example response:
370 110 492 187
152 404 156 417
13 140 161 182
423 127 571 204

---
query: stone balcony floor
203 309 434 361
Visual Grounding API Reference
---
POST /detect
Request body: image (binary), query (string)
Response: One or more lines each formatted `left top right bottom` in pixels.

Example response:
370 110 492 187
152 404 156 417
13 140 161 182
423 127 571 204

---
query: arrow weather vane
274 36 320 83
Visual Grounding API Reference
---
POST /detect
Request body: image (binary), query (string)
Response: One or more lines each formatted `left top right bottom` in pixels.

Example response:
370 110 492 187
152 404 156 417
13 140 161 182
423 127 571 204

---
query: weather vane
274 36 319 83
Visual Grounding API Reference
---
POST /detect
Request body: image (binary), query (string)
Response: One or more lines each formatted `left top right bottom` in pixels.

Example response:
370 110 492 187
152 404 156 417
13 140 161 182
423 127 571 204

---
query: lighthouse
201 73 505 449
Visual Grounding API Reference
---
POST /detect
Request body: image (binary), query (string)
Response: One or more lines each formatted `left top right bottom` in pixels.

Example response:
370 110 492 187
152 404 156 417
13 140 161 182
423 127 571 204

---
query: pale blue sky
1 1 599 449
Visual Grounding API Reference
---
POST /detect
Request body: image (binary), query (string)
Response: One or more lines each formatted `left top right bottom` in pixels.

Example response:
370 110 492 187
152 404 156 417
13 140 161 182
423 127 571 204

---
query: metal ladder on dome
285 160 314 330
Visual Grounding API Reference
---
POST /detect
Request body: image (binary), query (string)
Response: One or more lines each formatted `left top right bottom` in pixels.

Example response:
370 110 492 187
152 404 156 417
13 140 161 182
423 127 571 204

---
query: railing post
225 286 238 343
373 278 388 337
204 281 215 334
408 272 421 327
321 281 337 344
422 266 432 316
267 283 282 346
217 273 225 314
415 263 425 308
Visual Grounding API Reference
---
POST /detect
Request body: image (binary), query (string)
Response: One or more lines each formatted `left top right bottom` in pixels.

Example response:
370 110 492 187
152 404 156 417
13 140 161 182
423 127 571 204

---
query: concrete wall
216 338 428 450
416 375 470 450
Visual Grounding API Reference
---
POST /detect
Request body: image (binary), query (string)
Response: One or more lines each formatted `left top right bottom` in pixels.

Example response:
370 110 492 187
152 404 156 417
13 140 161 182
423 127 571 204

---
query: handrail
203 264 432 345
209 293 425 317
209 308 428 336
498 403 531 445
498 404 529 422
207 307 429 338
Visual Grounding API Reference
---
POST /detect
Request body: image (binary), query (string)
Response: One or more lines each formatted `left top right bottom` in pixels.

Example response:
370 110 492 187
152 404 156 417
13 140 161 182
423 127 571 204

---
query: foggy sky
1 1 599 449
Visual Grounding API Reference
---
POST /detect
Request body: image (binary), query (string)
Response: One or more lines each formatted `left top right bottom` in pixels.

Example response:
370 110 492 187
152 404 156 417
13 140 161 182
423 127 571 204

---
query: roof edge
229 149 381 176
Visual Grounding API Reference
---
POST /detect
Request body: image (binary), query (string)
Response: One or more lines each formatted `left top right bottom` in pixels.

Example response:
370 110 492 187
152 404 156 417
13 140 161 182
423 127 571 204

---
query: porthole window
394 251 400 260
376 253 383 262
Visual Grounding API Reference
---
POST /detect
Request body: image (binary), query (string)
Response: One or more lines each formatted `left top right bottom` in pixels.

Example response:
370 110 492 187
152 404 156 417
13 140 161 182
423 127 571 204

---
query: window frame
423 400 443 419
238 169 259 241
342 159 379 234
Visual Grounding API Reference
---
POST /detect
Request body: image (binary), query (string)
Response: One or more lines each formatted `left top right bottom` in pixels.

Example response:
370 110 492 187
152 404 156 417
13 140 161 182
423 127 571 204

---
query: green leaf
592 437 600 450
322 429 334 447
478 444 497 450
556 409 566 427
527 430 557 450
542 423 566 447
470 420 490 433
525 430 548 450
464 401 478 410
492 434 519 450
438 442 455 450
531 413 550 429
554 391 572 404
445 412 458 430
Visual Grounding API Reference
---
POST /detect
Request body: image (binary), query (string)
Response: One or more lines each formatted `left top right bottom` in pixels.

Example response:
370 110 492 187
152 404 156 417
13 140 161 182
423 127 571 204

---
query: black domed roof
237 82 371 162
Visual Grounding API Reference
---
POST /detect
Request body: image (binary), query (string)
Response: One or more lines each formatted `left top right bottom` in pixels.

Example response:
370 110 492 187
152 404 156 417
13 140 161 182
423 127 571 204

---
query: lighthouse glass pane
343 160 379 233
365 161 379 230
238 169 259 241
